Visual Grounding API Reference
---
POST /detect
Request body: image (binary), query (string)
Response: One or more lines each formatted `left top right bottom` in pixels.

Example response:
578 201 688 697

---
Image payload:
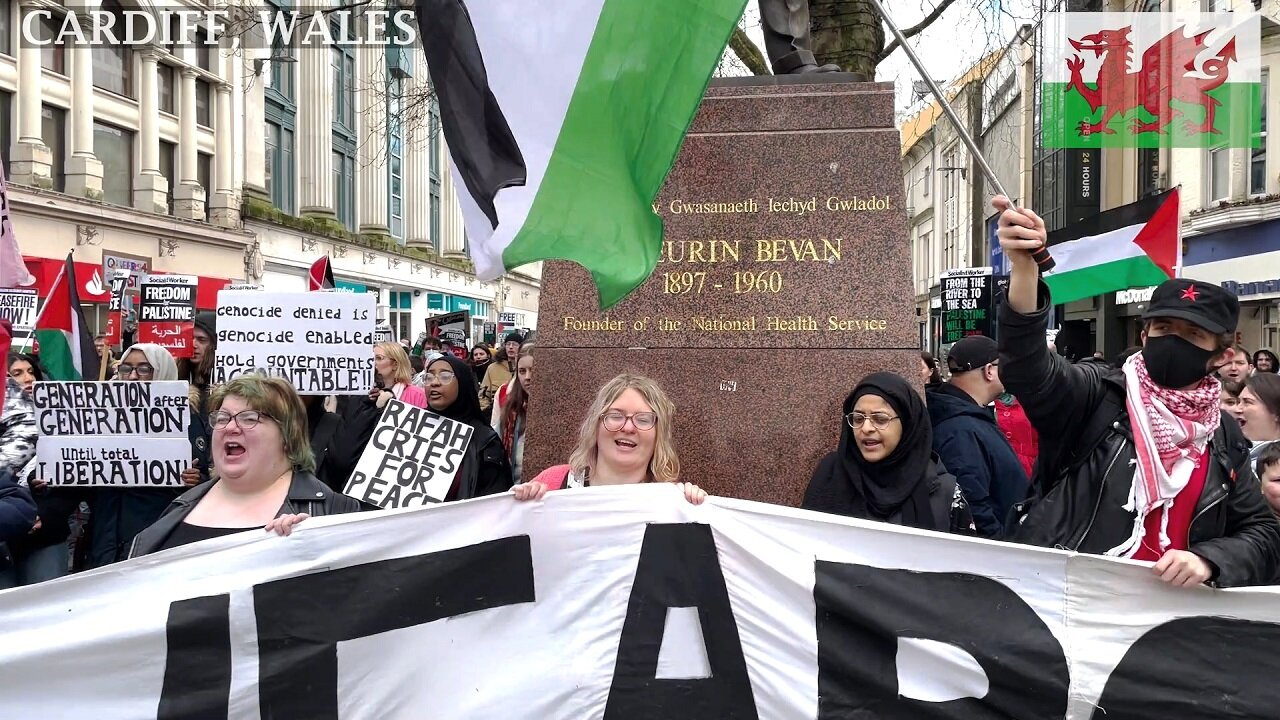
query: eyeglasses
845 412 899 430
600 410 657 432
423 371 456 384
117 363 155 378
210 410 274 430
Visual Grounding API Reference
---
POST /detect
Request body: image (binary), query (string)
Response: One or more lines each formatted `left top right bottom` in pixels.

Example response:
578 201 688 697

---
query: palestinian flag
416 0 748 308
307 256 335 291
34 255 100 381
1043 12 1261 148
1044 188 1179 305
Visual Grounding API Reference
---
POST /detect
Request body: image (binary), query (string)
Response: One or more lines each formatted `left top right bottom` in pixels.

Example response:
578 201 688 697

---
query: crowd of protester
4 202 1280 592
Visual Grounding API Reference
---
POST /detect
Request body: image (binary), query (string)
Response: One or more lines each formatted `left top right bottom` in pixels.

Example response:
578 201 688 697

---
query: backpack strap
1034 378 1129 497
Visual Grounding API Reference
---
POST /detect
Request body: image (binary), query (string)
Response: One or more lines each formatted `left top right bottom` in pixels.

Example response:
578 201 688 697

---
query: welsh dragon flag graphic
34 254 101 381
1044 12 1262 148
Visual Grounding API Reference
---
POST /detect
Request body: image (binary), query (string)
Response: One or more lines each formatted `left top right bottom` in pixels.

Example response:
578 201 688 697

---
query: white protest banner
214 289 375 394
0 287 38 334
1 485 1279 719
33 380 190 486
344 400 474 507
137 274 198 357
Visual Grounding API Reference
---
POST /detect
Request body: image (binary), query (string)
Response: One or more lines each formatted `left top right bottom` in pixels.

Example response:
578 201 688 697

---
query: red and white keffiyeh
1111 352 1221 557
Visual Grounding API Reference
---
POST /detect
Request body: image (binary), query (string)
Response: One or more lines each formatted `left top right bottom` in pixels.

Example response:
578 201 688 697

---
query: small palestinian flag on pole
1043 188 1180 305
34 254 101 381
308 256 335 291
1043 12 1261 148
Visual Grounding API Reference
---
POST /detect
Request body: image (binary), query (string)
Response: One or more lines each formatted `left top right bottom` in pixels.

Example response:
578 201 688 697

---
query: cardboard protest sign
103 270 131 347
0 287 38 335
344 400 474 507
137 274 198 357
33 381 190 486
214 289 376 394
427 310 470 346
940 267 994 344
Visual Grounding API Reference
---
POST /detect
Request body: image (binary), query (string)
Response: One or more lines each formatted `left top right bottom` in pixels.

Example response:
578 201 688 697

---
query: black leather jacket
128 470 364 558
999 283 1280 587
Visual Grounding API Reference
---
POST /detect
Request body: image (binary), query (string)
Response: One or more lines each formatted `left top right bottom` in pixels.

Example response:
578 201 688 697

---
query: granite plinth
528 78 918 505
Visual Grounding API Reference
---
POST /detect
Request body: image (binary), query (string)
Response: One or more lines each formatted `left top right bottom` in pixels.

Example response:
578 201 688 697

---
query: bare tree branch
875 0 959 64
729 25 771 76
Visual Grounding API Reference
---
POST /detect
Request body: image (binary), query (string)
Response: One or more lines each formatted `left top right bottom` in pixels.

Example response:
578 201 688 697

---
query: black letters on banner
604 523 759 720
1090 617 1280 719
814 562 1068 719
157 536 535 719
157 594 232 720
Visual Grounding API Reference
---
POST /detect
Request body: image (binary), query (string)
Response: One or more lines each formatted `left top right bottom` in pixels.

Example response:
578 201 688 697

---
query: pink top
394 382 428 408
530 464 573 491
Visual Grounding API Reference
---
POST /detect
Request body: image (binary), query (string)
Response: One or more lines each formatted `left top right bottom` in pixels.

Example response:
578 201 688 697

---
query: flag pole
1173 185 1184 279
868 0 1056 271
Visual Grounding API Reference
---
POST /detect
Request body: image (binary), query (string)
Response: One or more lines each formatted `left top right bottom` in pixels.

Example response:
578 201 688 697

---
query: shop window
93 121 133 206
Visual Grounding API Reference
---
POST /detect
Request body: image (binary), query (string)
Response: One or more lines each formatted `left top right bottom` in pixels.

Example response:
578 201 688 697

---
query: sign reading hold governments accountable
344 400 474 508
138 274 198 357
214 289 375 394
2 486 1279 719
0 287 38 335
940 267 994 344
33 381 190 486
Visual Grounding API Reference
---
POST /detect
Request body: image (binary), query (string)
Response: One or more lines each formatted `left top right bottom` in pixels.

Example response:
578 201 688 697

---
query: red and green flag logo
1044 12 1262 148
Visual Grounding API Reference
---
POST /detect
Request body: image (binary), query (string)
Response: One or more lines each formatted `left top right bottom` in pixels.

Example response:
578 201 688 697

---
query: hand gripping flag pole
868 0 1056 272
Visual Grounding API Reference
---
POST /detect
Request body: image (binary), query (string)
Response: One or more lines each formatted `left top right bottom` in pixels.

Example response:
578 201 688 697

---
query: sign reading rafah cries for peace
0 486 1278 719
344 400 474 508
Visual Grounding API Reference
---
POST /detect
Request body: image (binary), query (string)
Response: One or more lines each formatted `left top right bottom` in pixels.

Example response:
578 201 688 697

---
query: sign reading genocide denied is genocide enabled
345 400 474 508
214 290 376 394
940 267 994 344
34 381 191 486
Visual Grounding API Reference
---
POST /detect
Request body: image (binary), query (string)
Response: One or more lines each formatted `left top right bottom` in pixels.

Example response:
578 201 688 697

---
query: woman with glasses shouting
420 354 513 500
130 375 364 557
802 372 973 534
514 373 706 504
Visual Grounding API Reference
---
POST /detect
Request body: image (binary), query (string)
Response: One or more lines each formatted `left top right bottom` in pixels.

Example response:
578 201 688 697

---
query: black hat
1141 278 1237 335
503 331 525 345
947 335 999 373
194 311 217 340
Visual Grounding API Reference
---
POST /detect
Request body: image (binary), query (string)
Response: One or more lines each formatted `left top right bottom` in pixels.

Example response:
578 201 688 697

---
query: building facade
0 0 539 346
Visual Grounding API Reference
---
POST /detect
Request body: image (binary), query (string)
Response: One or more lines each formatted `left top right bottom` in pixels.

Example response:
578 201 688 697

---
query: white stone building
0 0 540 345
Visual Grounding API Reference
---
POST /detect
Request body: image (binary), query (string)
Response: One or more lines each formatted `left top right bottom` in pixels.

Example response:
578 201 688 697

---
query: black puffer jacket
127 470 365 558
999 282 1280 587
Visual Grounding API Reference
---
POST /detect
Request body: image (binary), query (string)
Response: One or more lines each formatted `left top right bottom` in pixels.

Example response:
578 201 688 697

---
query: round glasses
600 410 657 432
117 363 155 378
210 410 274 430
845 412 899 430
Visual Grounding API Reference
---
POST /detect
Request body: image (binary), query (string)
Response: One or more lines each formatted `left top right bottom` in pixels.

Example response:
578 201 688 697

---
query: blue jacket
926 384 1029 539
0 469 37 542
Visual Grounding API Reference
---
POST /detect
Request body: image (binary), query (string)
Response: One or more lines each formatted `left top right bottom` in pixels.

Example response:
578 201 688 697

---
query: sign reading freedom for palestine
345 400 474 508
34 381 191 486
1 486 1279 718
213 290 376 394
138 274 198 357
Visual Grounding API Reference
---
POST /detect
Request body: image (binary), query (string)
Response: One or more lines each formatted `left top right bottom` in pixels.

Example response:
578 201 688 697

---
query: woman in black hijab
803 372 973 533
423 354 513 500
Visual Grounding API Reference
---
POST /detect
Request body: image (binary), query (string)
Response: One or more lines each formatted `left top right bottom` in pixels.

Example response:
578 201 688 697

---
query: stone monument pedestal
526 76 920 508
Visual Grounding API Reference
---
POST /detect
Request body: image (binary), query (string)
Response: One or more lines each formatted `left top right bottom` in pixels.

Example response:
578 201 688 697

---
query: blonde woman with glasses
514 373 705 504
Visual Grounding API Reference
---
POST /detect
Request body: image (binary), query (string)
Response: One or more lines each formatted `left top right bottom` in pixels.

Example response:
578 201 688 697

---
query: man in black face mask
992 196 1280 588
